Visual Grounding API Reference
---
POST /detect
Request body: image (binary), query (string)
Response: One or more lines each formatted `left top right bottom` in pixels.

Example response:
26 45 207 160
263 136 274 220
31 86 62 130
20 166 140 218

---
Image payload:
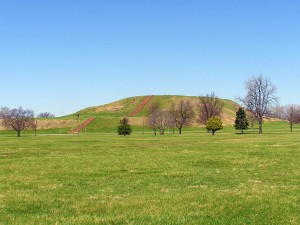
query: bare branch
197 92 224 124
237 75 279 134
169 99 195 134
1 107 35 137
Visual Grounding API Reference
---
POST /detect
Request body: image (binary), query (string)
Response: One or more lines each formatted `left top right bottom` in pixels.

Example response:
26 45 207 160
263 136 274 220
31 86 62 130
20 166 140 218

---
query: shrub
118 117 132 136
206 116 223 135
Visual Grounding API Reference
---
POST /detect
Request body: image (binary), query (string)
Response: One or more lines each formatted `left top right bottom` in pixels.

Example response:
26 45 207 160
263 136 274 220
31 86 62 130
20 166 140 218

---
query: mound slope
61 95 240 132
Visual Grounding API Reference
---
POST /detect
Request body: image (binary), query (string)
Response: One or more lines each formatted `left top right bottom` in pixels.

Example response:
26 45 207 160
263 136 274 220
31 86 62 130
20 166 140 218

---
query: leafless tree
157 110 173 135
147 102 160 135
1 107 35 137
37 112 55 118
271 105 285 119
0 107 10 119
197 92 224 124
284 105 300 132
238 75 279 134
147 102 173 135
169 99 195 134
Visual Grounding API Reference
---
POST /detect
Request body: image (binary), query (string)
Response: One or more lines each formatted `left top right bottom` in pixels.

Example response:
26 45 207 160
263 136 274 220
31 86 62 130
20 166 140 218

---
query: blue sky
1 1 300 116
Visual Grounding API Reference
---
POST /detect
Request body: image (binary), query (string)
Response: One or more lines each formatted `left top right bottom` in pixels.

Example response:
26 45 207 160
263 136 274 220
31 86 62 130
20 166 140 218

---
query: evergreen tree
118 117 132 136
234 107 249 134
206 116 223 135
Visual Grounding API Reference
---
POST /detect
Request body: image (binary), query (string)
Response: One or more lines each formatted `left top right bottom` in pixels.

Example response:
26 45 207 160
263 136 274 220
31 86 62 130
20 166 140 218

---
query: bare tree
147 102 173 135
169 99 195 134
238 75 279 134
147 102 160 135
197 92 224 124
0 107 10 119
271 105 285 119
37 112 55 118
284 105 300 132
156 109 173 135
1 107 35 137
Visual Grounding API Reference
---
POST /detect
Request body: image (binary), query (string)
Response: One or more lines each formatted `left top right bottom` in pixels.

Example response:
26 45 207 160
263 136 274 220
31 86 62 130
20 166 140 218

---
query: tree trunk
160 128 164 135
212 130 215 135
179 127 182 134
258 117 263 134
290 123 293 132
17 130 21 137
251 114 255 132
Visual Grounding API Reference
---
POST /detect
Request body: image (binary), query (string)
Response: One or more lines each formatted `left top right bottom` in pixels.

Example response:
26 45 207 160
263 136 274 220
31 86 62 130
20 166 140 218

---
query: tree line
146 92 224 135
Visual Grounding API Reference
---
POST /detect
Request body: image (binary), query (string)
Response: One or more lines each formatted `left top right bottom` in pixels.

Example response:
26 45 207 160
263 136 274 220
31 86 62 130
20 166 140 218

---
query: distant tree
169 99 195 134
206 116 223 135
0 107 10 119
1 107 35 137
237 75 279 134
271 105 285 119
284 105 300 132
234 107 249 134
147 102 173 135
37 112 55 118
117 117 132 136
156 110 173 135
198 92 224 125
147 102 160 135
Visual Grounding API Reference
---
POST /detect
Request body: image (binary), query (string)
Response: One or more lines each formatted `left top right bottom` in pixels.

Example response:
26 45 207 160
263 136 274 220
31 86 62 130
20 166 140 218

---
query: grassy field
0 123 299 224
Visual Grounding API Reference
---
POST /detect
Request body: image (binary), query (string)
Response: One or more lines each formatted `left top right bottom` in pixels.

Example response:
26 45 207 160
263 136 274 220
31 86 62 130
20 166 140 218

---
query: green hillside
59 95 240 133
0 95 241 134
0 95 240 134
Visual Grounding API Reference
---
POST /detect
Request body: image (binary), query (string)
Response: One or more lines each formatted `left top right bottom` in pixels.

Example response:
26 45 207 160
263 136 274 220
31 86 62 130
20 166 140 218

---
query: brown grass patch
37 119 77 129
95 103 124 112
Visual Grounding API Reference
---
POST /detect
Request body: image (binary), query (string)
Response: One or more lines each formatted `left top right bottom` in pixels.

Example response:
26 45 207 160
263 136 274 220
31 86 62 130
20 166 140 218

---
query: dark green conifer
118 117 132 136
234 108 249 134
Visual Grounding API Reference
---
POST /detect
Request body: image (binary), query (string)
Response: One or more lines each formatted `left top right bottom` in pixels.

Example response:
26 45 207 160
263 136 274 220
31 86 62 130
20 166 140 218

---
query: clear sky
1 1 300 116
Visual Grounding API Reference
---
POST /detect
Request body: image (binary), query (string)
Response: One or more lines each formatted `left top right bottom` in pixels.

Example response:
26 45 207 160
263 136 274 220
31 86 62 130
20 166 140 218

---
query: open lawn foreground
0 128 299 224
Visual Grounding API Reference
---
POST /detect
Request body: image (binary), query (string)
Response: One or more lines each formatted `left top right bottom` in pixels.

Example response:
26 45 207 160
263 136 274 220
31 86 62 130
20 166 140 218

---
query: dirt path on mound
69 117 96 133
127 95 153 117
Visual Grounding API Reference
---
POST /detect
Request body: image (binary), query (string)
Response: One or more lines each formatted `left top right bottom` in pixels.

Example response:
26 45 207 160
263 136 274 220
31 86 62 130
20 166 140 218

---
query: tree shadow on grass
234 132 258 135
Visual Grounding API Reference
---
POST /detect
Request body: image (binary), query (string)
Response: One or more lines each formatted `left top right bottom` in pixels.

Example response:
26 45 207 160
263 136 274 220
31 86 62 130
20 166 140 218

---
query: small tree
147 102 160 135
206 116 223 135
1 107 35 137
157 110 173 135
284 104 300 132
234 107 249 134
169 99 195 134
237 75 279 134
117 117 132 136
148 102 175 135
198 92 224 124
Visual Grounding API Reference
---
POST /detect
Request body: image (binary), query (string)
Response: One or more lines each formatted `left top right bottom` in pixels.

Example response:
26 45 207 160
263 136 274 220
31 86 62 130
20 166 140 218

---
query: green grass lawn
0 124 299 224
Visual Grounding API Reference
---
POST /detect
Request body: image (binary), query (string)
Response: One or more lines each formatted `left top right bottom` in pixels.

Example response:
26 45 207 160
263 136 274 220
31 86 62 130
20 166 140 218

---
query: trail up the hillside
69 117 96 134
127 95 153 117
